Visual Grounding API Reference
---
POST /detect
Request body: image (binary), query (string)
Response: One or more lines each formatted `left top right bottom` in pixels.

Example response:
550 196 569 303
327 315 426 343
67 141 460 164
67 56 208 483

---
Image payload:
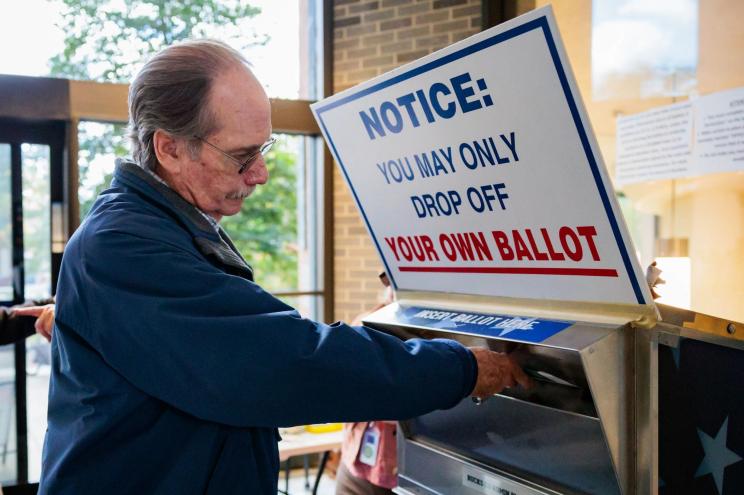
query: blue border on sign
315 16 646 305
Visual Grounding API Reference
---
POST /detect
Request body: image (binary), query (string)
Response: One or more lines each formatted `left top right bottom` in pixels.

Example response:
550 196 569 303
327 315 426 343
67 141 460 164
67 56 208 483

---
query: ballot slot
499 344 597 419
363 306 618 419
370 323 598 418
363 305 627 495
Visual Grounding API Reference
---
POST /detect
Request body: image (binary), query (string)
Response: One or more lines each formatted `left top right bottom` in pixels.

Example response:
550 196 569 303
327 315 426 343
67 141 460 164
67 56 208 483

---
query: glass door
0 118 65 490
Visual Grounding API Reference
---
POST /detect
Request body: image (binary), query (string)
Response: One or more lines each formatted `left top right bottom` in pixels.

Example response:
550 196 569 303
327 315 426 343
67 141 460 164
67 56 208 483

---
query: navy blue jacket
39 160 477 494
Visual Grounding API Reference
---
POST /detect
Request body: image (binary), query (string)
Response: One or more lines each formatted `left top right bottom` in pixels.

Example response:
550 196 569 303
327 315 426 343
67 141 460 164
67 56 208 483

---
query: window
221 134 325 319
0 345 16 485
77 127 326 320
0 144 11 301
22 144 51 300
592 0 698 100
0 143 16 486
578 0 743 322
70 1 328 319
77 122 128 221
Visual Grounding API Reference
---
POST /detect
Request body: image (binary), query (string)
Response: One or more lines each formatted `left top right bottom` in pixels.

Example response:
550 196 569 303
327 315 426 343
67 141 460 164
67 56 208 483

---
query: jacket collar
112 159 254 280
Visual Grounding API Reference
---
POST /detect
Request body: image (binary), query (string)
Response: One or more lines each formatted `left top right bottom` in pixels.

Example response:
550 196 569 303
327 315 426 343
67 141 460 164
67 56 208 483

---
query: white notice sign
312 6 651 306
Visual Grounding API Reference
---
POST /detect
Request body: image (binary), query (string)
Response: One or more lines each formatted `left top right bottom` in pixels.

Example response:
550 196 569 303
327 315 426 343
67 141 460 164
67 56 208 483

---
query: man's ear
153 130 185 175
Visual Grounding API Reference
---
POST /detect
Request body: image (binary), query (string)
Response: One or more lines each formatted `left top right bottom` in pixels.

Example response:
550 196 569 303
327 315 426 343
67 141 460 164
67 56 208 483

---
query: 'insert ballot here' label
396 305 572 344
312 6 651 307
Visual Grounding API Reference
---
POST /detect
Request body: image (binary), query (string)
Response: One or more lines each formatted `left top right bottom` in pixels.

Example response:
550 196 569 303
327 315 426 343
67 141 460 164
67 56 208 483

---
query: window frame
0 115 66 487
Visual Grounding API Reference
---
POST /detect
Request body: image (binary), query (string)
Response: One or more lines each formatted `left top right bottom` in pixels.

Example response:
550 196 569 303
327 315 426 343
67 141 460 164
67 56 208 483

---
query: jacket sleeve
59 226 477 428
0 306 36 345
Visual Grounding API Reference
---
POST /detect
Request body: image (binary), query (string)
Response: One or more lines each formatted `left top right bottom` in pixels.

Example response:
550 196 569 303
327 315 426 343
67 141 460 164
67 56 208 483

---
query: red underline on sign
397 266 619 277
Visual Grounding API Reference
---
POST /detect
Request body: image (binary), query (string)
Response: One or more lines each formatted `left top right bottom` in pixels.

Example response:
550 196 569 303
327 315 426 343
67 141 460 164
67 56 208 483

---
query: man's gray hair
128 39 250 171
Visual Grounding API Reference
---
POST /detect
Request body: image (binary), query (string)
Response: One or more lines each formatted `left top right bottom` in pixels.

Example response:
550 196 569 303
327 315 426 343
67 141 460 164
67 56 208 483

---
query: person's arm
12 304 55 342
0 305 35 345
1 295 56 345
59 226 479 428
350 273 531 402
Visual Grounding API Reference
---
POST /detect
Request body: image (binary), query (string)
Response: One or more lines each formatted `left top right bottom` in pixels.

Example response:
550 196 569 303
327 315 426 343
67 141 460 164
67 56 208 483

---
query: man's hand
12 304 55 342
469 347 532 398
645 261 664 300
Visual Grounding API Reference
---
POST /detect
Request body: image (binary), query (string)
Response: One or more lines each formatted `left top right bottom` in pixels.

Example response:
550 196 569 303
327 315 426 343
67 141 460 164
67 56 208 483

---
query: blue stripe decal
395 305 573 343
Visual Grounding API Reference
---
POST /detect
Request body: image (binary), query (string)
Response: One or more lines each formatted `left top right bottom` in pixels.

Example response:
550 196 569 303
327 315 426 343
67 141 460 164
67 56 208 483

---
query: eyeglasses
195 135 276 174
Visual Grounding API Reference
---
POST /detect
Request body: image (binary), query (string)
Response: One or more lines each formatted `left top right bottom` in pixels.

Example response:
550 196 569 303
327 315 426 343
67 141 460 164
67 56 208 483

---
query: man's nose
243 157 269 185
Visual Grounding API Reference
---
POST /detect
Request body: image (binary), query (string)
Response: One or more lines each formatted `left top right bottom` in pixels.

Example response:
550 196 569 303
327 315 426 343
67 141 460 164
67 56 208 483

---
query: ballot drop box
359 300 744 495
312 6 744 494
362 296 653 495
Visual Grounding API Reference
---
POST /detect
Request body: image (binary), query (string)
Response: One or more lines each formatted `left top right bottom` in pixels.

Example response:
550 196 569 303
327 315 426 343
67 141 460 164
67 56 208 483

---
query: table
278 429 343 495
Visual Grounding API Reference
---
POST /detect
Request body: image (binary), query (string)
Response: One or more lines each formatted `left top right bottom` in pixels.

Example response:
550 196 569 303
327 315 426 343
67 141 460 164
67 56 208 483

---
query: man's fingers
35 317 49 333
35 310 55 341
470 348 537 397
38 325 52 342
502 375 516 389
512 365 534 390
12 306 45 317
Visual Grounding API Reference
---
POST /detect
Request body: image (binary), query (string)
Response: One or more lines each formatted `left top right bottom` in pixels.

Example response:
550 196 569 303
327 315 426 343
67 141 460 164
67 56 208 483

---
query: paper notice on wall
615 86 744 186
694 86 744 174
615 102 694 185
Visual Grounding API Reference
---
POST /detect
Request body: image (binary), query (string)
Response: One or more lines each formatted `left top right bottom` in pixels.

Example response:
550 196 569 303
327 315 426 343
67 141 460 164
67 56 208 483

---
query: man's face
176 66 272 221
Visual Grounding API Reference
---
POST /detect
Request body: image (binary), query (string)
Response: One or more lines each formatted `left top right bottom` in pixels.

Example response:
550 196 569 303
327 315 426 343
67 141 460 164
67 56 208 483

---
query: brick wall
331 0 482 322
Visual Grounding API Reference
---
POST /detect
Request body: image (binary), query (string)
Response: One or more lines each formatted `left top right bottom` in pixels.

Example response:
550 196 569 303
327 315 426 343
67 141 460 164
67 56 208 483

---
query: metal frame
482 0 522 30
0 117 67 487
322 0 335 323
395 439 563 495
655 303 744 348
392 289 658 328
10 140 27 485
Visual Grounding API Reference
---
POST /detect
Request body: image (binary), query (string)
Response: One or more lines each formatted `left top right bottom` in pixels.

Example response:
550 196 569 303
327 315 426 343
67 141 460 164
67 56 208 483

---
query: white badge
359 425 381 466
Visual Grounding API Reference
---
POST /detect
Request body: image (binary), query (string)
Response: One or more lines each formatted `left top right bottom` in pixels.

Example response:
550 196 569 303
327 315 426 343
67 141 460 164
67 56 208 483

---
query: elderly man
39 40 529 494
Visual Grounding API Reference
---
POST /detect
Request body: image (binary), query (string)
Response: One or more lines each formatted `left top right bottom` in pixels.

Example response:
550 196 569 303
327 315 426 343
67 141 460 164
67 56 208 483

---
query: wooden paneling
69 80 129 122
0 75 68 121
270 98 320 134
69 80 318 135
